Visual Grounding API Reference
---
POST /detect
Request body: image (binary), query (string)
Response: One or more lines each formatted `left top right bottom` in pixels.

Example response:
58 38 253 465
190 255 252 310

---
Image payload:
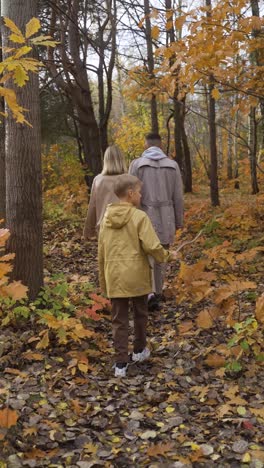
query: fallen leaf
147 442 174 457
0 408 19 428
204 353 226 368
140 430 157 440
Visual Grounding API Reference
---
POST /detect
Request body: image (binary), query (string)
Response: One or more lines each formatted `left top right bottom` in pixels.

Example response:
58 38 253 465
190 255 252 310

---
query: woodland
0 0 264 466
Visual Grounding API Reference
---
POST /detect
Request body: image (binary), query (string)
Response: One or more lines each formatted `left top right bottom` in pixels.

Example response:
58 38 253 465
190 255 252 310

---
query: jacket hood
142 146 167 160
104 203 136 229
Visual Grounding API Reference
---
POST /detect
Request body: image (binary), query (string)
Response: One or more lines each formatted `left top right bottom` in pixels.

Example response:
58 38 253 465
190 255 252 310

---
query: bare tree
46 0 117 183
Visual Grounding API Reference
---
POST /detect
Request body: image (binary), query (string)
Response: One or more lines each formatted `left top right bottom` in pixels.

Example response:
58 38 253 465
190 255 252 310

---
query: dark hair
114 174 142 198
145 133 161 142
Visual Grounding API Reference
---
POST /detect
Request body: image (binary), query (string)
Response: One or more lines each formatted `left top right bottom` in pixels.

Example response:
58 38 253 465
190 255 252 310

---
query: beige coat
129 147 184 244
98 203 173 298
83 174 121 239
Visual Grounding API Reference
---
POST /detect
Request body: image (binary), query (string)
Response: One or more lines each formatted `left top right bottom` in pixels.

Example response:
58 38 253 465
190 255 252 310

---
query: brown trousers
111 295 148 363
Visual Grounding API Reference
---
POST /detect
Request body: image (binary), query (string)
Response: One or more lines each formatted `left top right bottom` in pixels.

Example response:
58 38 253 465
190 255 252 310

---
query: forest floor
0 189 264 467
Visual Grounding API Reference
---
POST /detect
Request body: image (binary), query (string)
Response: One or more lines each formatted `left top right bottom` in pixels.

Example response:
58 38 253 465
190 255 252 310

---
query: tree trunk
144 0 159 133
206 0 220 206
208 80 220 206
227 127 233 180
0 102 5 222
249 106 259 194
47 0 102 183
249 0 264 194
0 2 5 222
1 0 43 299
182 119 192 192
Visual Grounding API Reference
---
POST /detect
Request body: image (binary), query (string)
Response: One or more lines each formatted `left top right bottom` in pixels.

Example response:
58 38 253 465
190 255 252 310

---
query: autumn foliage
0 228 28 300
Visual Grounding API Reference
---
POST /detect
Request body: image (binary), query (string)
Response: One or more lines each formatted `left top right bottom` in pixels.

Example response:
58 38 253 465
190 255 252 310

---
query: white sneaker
132 347 150 363
114 364 128 377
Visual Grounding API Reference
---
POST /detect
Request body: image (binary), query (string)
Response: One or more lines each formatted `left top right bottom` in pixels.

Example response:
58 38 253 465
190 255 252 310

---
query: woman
83 145 127 240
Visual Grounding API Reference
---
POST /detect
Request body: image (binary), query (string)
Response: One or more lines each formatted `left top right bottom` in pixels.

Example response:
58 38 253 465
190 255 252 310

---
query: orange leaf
196 309 213 329
3 281 28 300
151 25 160 40
4 367 28 378
22 352 44 361
204 353 226 368
255 294 264 323
0 407 19 428
178 321 194 335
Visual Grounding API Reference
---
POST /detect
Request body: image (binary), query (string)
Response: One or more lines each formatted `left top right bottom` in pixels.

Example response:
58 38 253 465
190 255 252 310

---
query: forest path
1 201 264 467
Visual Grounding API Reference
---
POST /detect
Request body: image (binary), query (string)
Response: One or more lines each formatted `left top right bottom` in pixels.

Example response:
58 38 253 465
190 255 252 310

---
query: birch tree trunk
1 0 43 299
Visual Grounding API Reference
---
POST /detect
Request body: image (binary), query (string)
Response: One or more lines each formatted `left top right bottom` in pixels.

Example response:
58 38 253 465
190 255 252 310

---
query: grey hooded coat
129 147 184 245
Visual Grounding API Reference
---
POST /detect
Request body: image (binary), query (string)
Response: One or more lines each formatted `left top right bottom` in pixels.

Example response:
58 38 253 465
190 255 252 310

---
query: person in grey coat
129 133 184 310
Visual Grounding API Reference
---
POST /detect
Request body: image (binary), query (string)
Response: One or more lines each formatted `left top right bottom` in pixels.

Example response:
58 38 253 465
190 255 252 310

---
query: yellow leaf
9 33 25 44
4 17 23 37
0 407 19 428
26 18 41 38
211 88 221 100
250 407 264 419
242 453 251 463
84 442 98 454
30 35 58 47
78 362 88 373
14 65 29 87
165 406 175 413
13 46 32 59
36 331 49 350
151 25 160 40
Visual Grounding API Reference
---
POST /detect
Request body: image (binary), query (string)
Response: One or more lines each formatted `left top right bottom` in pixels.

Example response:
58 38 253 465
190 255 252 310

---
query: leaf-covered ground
0 191 264 467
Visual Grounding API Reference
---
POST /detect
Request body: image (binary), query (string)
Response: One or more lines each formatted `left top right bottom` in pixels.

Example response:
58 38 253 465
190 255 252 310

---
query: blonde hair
114 174 142 198
101 145 127 175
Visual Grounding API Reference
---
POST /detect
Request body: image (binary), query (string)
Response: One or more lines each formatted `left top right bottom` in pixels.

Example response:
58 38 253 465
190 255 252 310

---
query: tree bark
249 106 259 194
144 0 159 133
227 128 233 180
206 0 220 206
250 0 263 179
1 0 43 299
207 80 220 206
0 2 5 222
0 100 5 222
47 0 102 183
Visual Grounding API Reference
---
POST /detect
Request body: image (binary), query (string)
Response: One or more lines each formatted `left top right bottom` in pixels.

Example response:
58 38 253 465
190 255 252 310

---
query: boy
98 174 177 377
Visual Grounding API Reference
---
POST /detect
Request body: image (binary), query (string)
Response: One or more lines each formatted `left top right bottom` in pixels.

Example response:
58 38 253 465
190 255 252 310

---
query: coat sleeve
138 214 173 263
173 163 184 229
83 179 97 240
98 228 106 295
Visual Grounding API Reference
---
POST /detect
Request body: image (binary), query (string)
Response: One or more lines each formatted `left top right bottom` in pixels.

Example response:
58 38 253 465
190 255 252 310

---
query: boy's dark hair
114 174 141 198
145 133 161 146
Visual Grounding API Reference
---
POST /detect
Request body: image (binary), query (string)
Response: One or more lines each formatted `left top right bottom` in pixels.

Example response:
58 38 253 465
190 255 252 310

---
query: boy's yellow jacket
98 202 172 298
